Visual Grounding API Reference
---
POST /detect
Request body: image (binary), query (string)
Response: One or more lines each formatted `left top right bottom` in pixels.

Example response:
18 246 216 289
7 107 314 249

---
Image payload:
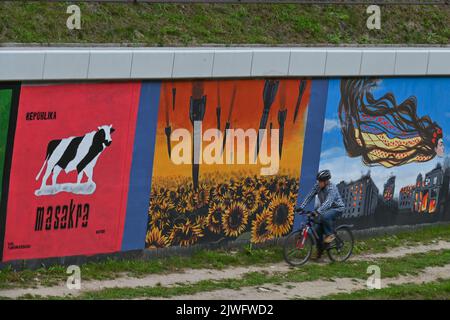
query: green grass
352 223 450 255
0 89 12 199
22 248 450 300
0 2 449 45
0 245 283 289
323 278 450 300
1 223 449 290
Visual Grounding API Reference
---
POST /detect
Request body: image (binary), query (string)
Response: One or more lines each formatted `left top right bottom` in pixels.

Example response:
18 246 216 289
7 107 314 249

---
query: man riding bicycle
295 169 345 259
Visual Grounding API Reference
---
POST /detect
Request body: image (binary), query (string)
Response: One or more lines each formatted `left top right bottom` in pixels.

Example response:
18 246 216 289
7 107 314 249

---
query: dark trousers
314 208 342 250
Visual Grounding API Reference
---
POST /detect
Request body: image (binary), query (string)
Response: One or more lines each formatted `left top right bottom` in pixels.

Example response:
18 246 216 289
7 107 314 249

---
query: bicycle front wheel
326 226 354 262
283 229 314 266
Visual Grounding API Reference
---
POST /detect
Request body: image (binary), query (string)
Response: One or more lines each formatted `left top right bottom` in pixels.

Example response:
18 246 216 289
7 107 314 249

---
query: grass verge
0 2 449 45
20 248 450 299
0 223 449 290
323 278 450 300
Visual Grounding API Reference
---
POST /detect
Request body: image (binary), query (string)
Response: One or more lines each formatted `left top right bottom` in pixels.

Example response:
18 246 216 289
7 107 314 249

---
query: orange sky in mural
152 79 311 181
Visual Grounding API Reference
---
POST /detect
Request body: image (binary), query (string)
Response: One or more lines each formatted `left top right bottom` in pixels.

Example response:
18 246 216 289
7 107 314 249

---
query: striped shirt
299 182 345 214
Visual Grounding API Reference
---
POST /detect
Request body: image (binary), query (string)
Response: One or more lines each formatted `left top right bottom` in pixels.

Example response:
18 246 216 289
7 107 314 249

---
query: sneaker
324 234 336 244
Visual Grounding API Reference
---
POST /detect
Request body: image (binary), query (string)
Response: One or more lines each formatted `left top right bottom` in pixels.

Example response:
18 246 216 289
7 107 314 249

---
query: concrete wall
1 47 450 80
0 47 450 265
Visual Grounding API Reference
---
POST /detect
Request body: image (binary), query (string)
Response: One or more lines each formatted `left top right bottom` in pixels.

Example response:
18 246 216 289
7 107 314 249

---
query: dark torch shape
172 87 177 110
189 82 207 190
216 107 221 131
277 109 287 158
164 83 172 159
293 79 307 123
216 82 221 130
222 84 237 153
256 80 279 156
164 126 172 158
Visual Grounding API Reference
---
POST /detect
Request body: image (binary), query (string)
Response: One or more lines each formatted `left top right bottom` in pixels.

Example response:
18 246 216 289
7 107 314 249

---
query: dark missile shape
293 80 307 123
277 109 287 158
256 80 279 157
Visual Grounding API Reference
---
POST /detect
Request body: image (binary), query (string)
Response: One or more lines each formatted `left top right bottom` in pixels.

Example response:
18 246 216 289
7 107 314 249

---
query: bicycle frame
296 214 321 249
285 210 355 265
296 211 350 250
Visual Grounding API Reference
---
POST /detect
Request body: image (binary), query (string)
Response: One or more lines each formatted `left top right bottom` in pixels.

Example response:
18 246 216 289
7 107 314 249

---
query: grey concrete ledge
1 47 450 81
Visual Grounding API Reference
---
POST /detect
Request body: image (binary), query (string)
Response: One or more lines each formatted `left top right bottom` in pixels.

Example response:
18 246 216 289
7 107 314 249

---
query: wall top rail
1 47 450 80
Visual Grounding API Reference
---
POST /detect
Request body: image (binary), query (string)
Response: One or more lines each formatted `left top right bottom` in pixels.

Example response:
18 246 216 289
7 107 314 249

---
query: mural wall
146 79 311 248
0 77 448 263
2 82 142 261
318 78 450 229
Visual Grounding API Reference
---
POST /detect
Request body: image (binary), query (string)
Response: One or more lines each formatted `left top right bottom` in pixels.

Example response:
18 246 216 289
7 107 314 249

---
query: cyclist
295 169 345 259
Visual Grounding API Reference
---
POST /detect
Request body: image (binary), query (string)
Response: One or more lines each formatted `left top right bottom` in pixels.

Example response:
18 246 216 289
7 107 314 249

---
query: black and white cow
35 125 115 194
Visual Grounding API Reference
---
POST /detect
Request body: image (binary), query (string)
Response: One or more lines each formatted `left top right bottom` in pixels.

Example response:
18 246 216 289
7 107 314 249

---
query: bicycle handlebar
295 208 316 216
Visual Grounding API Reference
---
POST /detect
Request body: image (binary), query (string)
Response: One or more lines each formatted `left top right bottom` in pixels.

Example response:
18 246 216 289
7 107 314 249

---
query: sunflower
257 186 271 207
146 228 169 249
214 183 229 198
221 192 234 208
195 215 208 228
251 211 272 244
267 194 294 237
177 185 187 197
207 203 226 234
288 191 298 204
276 180 288 193
243 176 255 189
175 194 194 214
168 190 178 203
149 195 165 213
231 182 245 198
158 187 168 197
242 189 260 215
193 185 210 208
149 209 171 231
168 220 204 246
222 202 249 237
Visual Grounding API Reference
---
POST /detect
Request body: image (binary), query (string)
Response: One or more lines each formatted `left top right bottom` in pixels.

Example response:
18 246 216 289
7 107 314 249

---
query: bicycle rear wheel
326 226 354 262
283 229 314 266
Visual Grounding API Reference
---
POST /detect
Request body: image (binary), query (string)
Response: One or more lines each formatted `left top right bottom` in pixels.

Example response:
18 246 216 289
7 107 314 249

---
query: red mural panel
2 82 141 261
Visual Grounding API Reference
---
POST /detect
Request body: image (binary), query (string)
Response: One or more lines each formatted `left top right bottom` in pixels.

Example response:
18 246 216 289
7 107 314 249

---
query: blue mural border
121 81 161 251
293 79 329 230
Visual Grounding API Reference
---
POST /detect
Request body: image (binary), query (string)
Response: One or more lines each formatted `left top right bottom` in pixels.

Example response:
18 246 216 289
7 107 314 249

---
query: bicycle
283 209 354 266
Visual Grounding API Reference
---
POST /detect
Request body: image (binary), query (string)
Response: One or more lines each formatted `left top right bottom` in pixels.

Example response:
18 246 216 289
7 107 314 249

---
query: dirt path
1 240 449 299
164 264 450 300
358 240 450 260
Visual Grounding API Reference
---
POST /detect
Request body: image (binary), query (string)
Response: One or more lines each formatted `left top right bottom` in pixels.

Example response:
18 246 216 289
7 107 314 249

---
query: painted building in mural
412 163 450 214
336 173 378 218
399 185 415 212
0 76 449 264
383 176 397 210
318 77 450 229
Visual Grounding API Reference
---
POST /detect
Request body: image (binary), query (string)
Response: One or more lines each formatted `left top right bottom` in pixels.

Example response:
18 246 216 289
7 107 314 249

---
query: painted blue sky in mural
319 77 450 196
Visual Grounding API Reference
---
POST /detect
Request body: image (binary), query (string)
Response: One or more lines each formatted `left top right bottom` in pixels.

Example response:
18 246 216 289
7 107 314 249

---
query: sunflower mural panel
146 79 312 248
318 77 450 223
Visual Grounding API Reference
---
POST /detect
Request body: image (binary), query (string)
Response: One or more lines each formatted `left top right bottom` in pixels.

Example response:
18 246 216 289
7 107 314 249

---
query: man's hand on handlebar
294 207 304 214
